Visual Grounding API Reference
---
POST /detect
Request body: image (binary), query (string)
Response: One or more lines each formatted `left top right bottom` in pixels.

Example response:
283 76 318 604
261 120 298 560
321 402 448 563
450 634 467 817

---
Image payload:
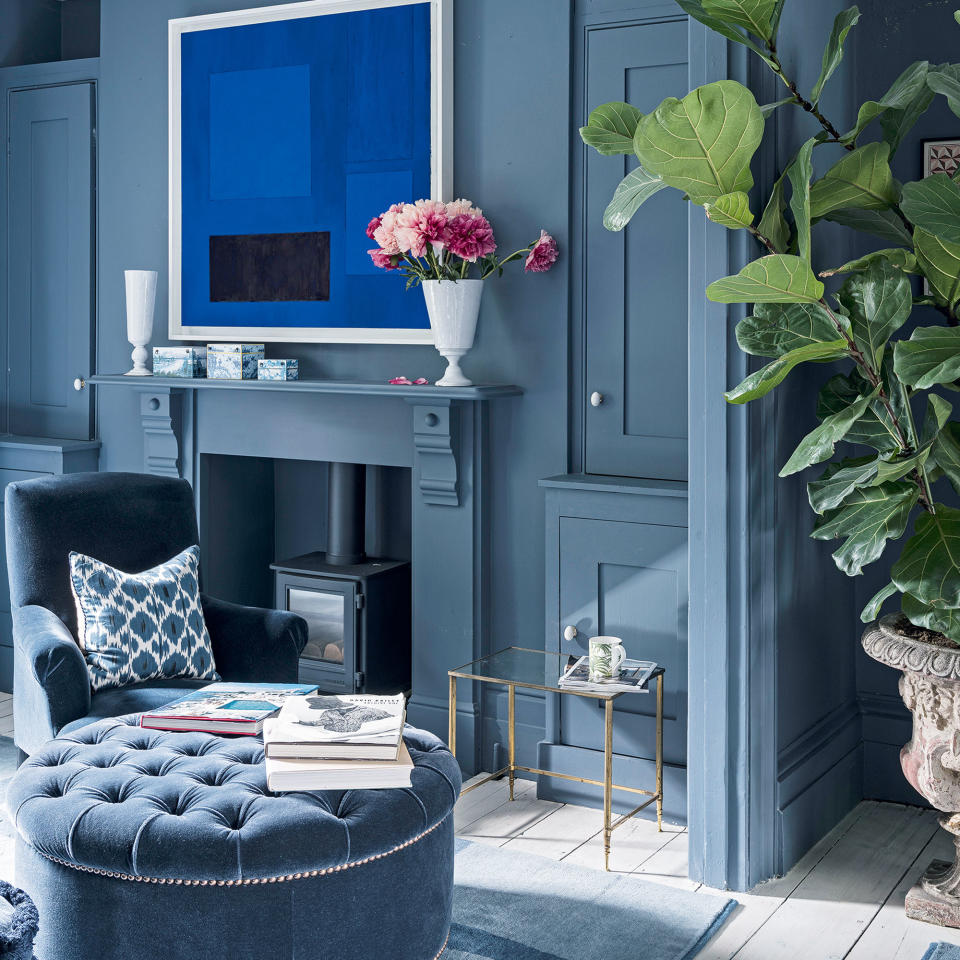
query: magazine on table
140 682 318 735
558 656 656 694
265 742 414 792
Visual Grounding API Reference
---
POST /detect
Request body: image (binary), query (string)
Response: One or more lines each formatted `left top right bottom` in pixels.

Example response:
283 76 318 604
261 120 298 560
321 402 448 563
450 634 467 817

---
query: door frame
0 58 99 437
569 1 778 890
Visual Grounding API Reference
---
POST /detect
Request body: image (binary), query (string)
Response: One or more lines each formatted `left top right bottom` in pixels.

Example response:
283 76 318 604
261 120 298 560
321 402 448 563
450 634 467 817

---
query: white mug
588 636 626 682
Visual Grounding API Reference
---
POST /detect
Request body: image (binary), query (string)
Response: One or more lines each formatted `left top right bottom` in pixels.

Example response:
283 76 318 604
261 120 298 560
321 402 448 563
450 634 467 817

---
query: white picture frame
168 0 453 344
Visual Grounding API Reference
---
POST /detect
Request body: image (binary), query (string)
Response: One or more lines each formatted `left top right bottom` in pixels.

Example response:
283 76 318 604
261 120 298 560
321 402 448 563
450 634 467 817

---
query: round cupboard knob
590 391 604 407
73 377 86 392
563 625 578 642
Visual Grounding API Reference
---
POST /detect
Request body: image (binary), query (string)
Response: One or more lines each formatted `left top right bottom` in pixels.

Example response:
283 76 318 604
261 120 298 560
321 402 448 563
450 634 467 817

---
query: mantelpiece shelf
86 374 522 401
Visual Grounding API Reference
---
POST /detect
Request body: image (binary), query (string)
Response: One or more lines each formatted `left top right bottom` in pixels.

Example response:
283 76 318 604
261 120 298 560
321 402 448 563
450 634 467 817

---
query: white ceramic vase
124 269 157 376
422 279 483 387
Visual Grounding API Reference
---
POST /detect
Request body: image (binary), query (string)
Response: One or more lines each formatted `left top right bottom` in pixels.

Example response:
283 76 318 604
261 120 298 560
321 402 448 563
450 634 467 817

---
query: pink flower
368 248 398 270
524 230 559 273
394 199 450 257
446 198 482 219
446 213 496 262
372 203 404 255
365 216 382 240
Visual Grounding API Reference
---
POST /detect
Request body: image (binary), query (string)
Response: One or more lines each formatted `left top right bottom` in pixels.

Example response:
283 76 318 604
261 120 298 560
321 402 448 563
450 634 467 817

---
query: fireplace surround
84 374 521 774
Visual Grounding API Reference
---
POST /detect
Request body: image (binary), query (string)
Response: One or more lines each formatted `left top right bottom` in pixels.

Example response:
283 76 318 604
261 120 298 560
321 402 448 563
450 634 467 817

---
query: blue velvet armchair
4 472 308 757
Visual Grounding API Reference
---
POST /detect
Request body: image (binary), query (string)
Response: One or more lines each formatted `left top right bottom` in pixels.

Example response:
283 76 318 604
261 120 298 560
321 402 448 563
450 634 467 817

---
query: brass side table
448 646 664 871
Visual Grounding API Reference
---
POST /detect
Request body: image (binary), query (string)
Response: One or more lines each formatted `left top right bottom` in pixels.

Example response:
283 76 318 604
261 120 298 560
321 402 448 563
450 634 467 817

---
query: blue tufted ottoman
5 717 460 960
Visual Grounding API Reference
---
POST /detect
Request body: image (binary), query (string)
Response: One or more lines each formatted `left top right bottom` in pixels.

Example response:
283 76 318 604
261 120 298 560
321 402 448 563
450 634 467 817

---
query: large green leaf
813 481 918 576
914 228 960 311
892 505 960 609
841 61 930 147
927 63 960 119
811 6 861 105
817 361 907 454
633 80 764 204
602 166 668 231
901 593 960 644
933 421 960 495
787 138 816 262
724 340 848 404
894 326 960 388
824 208 913 246
701 0 778 38
921 394 953 445
872 447 932 486
705 191 754 229
809 142 899 219
780 388 878 477
901 173 960 244
820 248 918 277
674 0 774 64
861 580 899 622
835 259 913 367
736 302 844 358
808 456 880 513
580 102 644 156
881 84 936 155
706 255 825 304
758 173 790 253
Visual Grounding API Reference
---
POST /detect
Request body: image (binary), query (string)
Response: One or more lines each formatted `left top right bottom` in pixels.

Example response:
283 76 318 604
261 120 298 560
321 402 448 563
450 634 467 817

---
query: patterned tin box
152 346 207 378
206 343 265 380
257 359 299 381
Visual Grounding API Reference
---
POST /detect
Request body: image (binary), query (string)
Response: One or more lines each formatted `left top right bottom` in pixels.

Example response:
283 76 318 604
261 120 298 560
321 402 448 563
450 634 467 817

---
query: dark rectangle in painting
209 232 330 302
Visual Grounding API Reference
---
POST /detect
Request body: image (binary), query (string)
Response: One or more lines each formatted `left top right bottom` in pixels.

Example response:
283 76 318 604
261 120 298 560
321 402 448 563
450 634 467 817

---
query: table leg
448 675 456 758
508 683 516 802
604 697 613 871
656 673 664 832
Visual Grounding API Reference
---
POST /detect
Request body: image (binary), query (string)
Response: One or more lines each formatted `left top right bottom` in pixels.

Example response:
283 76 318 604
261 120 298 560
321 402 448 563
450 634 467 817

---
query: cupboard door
558 516 687 769
583 20 689 480
8 82 96 440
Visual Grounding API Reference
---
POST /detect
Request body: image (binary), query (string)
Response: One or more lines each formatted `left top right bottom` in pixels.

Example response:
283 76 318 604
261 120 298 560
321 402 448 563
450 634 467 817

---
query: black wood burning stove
270 463 410 695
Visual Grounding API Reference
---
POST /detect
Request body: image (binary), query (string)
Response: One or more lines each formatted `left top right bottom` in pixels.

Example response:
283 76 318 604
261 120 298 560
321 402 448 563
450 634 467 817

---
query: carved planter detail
863 614 960 926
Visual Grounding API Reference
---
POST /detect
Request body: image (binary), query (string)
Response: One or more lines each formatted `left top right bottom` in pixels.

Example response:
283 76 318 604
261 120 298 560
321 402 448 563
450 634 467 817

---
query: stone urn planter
863 613 960 927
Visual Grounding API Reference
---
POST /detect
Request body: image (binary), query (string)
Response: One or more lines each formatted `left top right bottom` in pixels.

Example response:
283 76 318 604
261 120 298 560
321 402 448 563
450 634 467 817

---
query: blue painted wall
95 0 570 774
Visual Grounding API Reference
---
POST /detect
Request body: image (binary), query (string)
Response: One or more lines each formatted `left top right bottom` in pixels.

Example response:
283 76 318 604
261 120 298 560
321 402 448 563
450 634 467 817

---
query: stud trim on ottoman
6 717 460 960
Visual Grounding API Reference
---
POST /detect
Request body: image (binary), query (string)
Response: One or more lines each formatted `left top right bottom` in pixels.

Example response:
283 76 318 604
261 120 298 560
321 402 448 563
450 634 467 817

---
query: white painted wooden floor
455 771 960 960
0 689 954 959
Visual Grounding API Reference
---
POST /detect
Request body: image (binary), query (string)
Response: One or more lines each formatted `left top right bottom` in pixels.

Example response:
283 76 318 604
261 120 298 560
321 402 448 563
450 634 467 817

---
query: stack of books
263 693 411 791
558 656 657 694
140 682 318 735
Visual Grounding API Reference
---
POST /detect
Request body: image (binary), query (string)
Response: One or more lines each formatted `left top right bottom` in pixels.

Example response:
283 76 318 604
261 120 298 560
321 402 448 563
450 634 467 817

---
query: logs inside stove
271 462 411 694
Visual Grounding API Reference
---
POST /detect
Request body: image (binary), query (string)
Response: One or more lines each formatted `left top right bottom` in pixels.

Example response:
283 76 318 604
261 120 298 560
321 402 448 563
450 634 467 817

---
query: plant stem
765 42 853 150
818 299 935 512
747 225 779 255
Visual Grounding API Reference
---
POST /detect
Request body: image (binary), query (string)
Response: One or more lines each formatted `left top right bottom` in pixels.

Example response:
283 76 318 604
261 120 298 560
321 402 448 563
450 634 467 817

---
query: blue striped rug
448 839 735 960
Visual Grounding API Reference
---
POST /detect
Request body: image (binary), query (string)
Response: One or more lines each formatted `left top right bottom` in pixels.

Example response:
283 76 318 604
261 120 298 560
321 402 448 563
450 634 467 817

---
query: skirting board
535 741 687 823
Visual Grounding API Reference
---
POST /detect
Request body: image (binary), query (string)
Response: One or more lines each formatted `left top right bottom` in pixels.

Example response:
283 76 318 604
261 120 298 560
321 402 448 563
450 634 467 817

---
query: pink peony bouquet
366 199 558 285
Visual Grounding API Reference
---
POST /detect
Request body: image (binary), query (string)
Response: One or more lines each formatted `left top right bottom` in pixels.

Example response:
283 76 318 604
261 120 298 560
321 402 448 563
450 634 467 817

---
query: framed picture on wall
924 138 960 179
168 0 452 344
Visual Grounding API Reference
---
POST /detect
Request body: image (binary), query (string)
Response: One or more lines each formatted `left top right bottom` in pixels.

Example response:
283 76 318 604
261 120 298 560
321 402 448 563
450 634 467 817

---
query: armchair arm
13 605 90 755
200 594 308 683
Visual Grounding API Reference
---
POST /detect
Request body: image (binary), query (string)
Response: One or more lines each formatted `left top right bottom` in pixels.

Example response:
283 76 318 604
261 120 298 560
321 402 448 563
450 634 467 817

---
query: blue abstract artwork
174 1 434 341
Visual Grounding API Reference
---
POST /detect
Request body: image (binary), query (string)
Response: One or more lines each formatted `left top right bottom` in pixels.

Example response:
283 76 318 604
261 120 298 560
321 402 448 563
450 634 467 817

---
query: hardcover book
140 682 317 735
264 693 406 761
265 742 414 792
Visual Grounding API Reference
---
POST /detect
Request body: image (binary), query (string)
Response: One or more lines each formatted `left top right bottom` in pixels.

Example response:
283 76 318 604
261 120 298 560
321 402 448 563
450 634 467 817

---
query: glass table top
448 646 663 699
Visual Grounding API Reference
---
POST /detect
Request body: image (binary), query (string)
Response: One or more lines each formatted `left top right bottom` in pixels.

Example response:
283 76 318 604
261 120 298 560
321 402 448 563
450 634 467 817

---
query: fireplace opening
199 455 411 695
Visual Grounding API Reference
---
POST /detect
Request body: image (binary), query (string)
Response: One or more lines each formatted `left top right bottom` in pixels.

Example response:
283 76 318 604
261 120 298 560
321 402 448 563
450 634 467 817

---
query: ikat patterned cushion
69 545 219 692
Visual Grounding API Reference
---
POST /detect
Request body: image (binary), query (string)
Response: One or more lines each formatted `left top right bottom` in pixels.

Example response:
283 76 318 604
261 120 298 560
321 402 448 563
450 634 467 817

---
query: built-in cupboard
538 2 690 818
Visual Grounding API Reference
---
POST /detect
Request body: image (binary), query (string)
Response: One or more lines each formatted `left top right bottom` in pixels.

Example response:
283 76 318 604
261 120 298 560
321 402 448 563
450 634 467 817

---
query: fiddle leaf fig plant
581 1 960 641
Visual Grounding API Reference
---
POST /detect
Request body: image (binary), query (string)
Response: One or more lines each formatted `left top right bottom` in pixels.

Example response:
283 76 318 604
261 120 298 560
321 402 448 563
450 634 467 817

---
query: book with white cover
266 742 414 792
265 693 406 760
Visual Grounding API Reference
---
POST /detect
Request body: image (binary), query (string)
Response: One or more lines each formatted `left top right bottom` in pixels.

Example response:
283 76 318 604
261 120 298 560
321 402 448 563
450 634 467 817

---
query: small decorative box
206 343 265 380
258 359 299 381
152 346 207 378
